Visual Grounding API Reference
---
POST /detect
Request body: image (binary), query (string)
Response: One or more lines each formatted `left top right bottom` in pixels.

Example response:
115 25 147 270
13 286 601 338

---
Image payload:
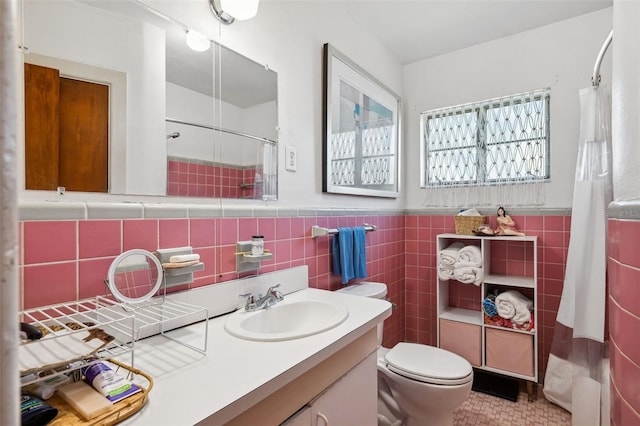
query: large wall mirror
21 0 278 200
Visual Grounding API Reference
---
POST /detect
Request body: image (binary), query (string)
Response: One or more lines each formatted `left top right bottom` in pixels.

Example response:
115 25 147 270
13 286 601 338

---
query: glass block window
421 89 550 187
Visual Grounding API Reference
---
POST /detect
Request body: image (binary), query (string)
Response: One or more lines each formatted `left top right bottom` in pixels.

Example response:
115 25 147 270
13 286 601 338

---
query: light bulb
220 0 259 21
185 30 210 52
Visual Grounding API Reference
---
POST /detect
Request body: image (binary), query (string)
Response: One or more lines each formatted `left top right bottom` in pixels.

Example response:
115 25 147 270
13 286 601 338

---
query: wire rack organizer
19 296 136 386
121 296 209 355
103 247 210 355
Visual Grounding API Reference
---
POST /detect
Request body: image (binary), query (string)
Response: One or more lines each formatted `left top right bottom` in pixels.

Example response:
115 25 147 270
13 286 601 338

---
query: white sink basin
224 299 349 341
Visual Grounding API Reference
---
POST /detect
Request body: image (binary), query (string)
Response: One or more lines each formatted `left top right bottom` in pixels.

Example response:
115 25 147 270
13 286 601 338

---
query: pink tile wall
448 281 483 311
404 213 571 379
18 214 406 347
608 218 640 425
167 160 254 198
19 211 575 375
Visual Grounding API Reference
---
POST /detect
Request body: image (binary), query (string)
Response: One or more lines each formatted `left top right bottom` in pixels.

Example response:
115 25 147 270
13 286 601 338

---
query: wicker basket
46 359 153 426
454 215 487 235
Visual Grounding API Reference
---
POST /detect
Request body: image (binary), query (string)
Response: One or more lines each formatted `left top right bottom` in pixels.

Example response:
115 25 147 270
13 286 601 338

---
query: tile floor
453 386 571 425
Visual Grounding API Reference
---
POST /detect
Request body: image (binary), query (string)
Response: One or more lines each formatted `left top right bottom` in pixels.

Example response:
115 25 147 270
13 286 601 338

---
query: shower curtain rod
165 117 277 145
592 29 613 88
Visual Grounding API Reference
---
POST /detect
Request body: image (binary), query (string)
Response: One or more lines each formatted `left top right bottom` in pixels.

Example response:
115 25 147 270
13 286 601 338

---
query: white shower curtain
543 86 612 425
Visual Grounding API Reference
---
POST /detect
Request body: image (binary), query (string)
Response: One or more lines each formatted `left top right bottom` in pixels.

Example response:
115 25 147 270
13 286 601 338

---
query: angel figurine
495 206 525 236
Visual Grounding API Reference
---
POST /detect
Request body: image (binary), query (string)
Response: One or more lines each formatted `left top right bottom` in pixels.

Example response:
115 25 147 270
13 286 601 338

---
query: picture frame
322 43 401 198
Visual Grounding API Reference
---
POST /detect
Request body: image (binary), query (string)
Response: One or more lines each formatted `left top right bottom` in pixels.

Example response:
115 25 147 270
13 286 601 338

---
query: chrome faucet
242 284 284 312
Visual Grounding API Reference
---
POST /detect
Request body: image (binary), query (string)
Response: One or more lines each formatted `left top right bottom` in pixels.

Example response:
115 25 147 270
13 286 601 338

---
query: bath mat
471 369 519 402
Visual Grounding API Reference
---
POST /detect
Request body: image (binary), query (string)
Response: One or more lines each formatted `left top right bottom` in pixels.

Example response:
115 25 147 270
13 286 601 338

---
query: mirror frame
322 43 401 198
106 249 163 304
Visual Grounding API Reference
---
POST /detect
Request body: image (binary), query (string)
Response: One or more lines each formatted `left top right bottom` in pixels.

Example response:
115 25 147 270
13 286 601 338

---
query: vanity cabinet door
281 406 312 426
310 352 377 426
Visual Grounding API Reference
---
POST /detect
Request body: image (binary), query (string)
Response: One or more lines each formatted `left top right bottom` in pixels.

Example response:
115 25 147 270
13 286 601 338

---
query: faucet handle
267 284 284 301
239 292 257 311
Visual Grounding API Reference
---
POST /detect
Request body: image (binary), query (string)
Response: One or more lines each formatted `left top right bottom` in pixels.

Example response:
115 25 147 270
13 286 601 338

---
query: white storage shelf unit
436 233 538 383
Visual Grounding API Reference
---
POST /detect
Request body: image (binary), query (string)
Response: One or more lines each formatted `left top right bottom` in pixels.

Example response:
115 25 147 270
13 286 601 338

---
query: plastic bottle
31 385 55 400
22 372 71 400
253 173 263 199
251 235 264 255
82 362 141 403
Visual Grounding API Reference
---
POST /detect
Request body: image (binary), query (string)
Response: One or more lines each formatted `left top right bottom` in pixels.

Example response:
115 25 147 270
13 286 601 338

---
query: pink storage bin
439 319 482 366
485 328 534 377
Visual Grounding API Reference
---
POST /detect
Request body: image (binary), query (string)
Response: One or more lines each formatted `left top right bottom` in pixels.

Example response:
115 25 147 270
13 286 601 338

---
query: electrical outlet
285 146 297 171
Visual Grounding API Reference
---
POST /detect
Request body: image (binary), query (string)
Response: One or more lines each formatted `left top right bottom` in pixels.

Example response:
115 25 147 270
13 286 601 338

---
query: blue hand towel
332 227 367 284
333 227 354 284
353 227 367 279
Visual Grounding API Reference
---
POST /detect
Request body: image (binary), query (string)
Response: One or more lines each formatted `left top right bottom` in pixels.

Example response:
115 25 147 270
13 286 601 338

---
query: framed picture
322 43 401 198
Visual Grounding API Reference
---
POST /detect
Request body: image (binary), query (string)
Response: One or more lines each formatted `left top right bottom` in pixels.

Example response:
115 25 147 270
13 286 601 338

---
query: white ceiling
332 0 612 65
85 0 613 105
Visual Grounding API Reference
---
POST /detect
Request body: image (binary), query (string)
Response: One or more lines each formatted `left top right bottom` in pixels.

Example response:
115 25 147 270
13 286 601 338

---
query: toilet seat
384 343 473 386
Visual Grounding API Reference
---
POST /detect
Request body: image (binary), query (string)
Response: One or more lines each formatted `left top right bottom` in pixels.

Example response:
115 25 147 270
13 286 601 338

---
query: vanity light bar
311 224 377 238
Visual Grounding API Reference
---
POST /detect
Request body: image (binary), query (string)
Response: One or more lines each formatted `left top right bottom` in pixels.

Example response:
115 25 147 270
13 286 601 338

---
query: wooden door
24 63 60 190
24 63 109 192
58 78 108 192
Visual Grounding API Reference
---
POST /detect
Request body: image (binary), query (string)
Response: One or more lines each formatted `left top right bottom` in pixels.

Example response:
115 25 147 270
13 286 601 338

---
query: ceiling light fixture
185 30 211 52
209 0 260 25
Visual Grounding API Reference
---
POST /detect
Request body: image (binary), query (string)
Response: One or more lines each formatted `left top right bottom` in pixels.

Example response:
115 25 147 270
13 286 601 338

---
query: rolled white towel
495 290 533 325
438 242 464 281
456 245 482 267
438 266 455 281
439 242 464 266
453 263 483 286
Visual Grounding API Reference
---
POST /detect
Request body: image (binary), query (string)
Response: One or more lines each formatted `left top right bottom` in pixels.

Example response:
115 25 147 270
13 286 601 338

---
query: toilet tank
336 282 388 346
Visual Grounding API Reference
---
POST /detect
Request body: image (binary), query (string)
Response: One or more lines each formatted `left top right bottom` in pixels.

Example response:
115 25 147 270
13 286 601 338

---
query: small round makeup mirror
106 249 163 304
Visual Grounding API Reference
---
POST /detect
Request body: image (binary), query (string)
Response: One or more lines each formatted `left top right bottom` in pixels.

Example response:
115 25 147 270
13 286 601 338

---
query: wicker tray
454 215 487 235
46 359 153 426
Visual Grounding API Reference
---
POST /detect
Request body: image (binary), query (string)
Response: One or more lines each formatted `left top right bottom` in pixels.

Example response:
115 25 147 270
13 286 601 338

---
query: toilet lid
385 343 473 386
336 282 387 299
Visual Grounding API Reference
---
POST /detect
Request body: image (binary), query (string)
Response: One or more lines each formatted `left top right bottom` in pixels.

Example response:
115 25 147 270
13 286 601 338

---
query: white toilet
337 282 473 426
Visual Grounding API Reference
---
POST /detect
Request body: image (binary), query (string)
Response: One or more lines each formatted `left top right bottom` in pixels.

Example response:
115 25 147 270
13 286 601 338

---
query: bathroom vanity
114 267 391 425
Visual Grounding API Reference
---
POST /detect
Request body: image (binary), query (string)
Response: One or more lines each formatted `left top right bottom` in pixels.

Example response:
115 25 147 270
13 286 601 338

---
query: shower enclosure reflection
164 26 278 200
166 120 277 199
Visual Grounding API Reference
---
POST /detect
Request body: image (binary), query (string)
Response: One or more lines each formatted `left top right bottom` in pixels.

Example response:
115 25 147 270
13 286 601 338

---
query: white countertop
119 287 391 425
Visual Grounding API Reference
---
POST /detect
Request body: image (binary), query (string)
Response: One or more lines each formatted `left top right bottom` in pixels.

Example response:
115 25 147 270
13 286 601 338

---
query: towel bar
311 224 377 238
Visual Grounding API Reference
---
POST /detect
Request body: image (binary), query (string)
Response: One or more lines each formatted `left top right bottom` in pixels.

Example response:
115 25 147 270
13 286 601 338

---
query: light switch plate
285 146 297 171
